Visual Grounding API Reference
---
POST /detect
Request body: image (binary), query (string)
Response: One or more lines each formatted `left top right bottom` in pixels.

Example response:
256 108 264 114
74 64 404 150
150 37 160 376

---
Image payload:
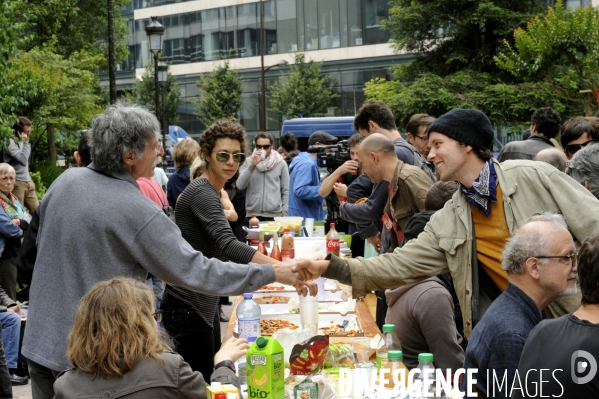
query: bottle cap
382 324 396 332
256 336 268 348
243 293 253 299
211 382 222 388
418 353 434 362
330 223 335 228
285 228 290 233
388 350 403 359
252 214 256 217
215 393 227 399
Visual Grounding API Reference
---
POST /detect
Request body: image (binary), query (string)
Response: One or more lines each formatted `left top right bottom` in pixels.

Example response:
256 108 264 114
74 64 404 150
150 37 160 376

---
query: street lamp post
260 60 288 132
157 62 169 170
145 16 166 149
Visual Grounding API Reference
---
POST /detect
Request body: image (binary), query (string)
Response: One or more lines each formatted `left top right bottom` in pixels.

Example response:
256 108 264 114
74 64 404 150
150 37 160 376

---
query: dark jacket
497 135 554 162
54 352 240 399
461 284 546 398
166 166 190 208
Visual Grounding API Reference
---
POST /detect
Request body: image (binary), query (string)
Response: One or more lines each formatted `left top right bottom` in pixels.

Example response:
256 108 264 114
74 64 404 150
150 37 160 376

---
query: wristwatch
214 360 236 373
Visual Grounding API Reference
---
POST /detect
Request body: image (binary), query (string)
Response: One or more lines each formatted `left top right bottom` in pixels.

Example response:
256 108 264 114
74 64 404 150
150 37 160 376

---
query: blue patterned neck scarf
461 160 497 216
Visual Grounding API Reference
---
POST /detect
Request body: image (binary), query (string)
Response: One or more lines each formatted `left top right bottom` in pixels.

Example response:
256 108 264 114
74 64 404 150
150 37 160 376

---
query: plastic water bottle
237 293 261 384
415 353 437 398
376 324 402 369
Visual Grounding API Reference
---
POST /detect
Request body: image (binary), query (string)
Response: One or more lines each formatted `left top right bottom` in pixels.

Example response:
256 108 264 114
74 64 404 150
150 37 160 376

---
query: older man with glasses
236 132 289 225
22 102 313 399
461 213 579 398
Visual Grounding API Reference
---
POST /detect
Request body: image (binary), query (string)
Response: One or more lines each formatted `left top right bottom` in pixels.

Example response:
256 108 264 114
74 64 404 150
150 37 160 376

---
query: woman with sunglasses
54 277 249 398
236 132 289 226
160 118 282 379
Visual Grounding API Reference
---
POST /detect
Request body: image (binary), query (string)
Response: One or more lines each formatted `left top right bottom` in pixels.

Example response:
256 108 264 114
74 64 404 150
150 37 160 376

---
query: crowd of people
0 99 596 398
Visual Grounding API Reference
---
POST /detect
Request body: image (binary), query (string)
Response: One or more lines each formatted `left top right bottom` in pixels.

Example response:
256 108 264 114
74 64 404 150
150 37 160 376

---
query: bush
30 159 64 200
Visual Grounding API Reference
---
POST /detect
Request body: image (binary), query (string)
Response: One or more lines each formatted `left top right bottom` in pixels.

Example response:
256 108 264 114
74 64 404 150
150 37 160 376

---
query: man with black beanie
295 108 597 348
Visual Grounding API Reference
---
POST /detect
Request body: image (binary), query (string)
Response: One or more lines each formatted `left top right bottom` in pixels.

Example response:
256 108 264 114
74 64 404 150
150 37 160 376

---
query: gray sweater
23 164 276 371
4 137 31 181
236 157 289 217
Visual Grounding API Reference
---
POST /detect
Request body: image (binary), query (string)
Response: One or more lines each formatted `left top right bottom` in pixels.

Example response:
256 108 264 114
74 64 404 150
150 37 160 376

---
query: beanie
427 109 494 151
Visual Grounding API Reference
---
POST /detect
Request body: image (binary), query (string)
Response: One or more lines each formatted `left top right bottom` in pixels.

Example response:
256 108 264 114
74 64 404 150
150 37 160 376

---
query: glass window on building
347 0 364 46
240 92 260 132
238 3 259 57
318 0 341 49
263 1 278 54
276 0 298 53
201 8 222 61
303 0 319 50
187 12 204 63
296 0 306 50
364 0 388 44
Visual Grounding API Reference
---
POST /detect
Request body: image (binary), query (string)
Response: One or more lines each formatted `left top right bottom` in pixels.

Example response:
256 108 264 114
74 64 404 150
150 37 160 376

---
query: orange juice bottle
381 350 409 390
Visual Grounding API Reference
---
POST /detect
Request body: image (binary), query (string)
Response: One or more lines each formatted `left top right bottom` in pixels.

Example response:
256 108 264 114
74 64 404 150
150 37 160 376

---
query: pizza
253 296 291 304
318 322 360 337
259 285 286 291
260 319 300 335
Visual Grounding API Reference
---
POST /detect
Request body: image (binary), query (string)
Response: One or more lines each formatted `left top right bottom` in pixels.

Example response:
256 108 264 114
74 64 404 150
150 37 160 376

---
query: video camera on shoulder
307 140 351 173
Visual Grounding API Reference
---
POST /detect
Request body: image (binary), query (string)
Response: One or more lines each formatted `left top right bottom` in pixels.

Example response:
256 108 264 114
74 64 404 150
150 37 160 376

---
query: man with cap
295 108 599 340
288 131 337 220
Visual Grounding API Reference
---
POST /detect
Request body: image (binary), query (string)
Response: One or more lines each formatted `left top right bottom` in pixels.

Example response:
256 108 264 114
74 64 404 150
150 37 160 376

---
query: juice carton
247 336 285 399
205 381 238 399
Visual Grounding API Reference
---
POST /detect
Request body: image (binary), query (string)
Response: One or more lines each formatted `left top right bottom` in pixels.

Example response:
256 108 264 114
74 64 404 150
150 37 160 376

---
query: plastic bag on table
289 335 330 376
285 370 339 399
272 328 314 366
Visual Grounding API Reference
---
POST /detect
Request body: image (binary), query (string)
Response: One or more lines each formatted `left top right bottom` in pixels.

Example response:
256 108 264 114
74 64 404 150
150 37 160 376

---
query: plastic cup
299 295 319 335
351 337 371 362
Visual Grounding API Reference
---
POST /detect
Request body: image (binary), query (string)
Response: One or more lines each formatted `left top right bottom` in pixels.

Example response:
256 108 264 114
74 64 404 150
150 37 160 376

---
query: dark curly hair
531 107 561 139
199 117 247 166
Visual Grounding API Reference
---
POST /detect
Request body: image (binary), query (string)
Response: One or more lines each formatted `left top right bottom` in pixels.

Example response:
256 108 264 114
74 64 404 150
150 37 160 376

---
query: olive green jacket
384 160 433 252
325 159 599 338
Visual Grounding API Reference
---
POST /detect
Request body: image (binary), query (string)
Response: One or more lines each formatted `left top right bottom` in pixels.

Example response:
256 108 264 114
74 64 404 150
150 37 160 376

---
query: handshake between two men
271 258 331 296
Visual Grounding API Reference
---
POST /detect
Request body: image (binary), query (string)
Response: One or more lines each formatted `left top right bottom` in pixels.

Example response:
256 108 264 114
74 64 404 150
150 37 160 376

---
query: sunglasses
215 152 246 164
565 140 596 157
255 144 271 150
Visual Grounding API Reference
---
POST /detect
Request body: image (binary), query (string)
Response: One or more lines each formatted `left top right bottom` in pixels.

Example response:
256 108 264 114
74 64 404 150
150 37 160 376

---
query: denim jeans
0 320 12 399
0 312 21 369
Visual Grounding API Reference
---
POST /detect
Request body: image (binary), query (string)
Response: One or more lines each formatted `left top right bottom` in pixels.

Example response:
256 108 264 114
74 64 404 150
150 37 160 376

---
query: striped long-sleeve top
163 177 256 327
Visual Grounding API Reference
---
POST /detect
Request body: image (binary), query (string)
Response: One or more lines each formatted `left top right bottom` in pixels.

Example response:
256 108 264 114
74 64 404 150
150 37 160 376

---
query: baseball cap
308 131 338 145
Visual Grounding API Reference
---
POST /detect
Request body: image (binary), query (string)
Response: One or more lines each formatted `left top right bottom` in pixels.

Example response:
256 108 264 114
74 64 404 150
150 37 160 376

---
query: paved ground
12 298 235 399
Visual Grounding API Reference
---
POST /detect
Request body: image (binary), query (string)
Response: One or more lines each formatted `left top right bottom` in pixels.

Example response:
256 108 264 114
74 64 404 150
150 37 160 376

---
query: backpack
395 140 436 182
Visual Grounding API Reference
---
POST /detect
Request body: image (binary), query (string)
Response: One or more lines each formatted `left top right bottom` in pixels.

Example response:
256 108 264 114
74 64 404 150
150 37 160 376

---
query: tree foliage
495 0 599 116
364 70 572 133
128 62 181 125
194 61 243 126
19 0 130 66
268 53 338 120
0 0 29 137
385 0 542 77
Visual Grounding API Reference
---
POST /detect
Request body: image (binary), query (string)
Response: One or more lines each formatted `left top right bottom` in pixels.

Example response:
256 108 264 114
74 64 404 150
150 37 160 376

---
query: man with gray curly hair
566 142 599 199
21 101 312 399
462 213 578 397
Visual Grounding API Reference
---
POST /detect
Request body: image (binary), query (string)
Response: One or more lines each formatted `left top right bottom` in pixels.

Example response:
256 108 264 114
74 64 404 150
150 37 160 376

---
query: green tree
495 0 599 116
19 0 130 66
0 0 30 137
128 62 181 125
364 70 570 132
268 53 338 119
194 61 242 126
385 0 542 77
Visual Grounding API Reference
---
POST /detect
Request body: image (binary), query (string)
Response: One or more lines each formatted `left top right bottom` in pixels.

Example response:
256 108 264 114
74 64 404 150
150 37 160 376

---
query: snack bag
289 335 329 376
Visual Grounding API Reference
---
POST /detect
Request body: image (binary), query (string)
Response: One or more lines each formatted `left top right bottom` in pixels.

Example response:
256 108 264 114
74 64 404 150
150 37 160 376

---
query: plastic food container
274 216 304 235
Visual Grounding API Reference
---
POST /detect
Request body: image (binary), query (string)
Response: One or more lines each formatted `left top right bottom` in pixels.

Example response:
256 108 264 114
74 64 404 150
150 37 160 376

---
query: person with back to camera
166 139 200 208
279 131 299 166
54 277 248 399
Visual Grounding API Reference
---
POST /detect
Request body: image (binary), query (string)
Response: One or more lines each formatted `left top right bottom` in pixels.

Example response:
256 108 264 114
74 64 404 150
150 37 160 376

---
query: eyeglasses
152 309 163 323
565 140 596 157
530 253 578 265
0 177 15 182
255 144 271 150
215 152 246 164
415 135 429 143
